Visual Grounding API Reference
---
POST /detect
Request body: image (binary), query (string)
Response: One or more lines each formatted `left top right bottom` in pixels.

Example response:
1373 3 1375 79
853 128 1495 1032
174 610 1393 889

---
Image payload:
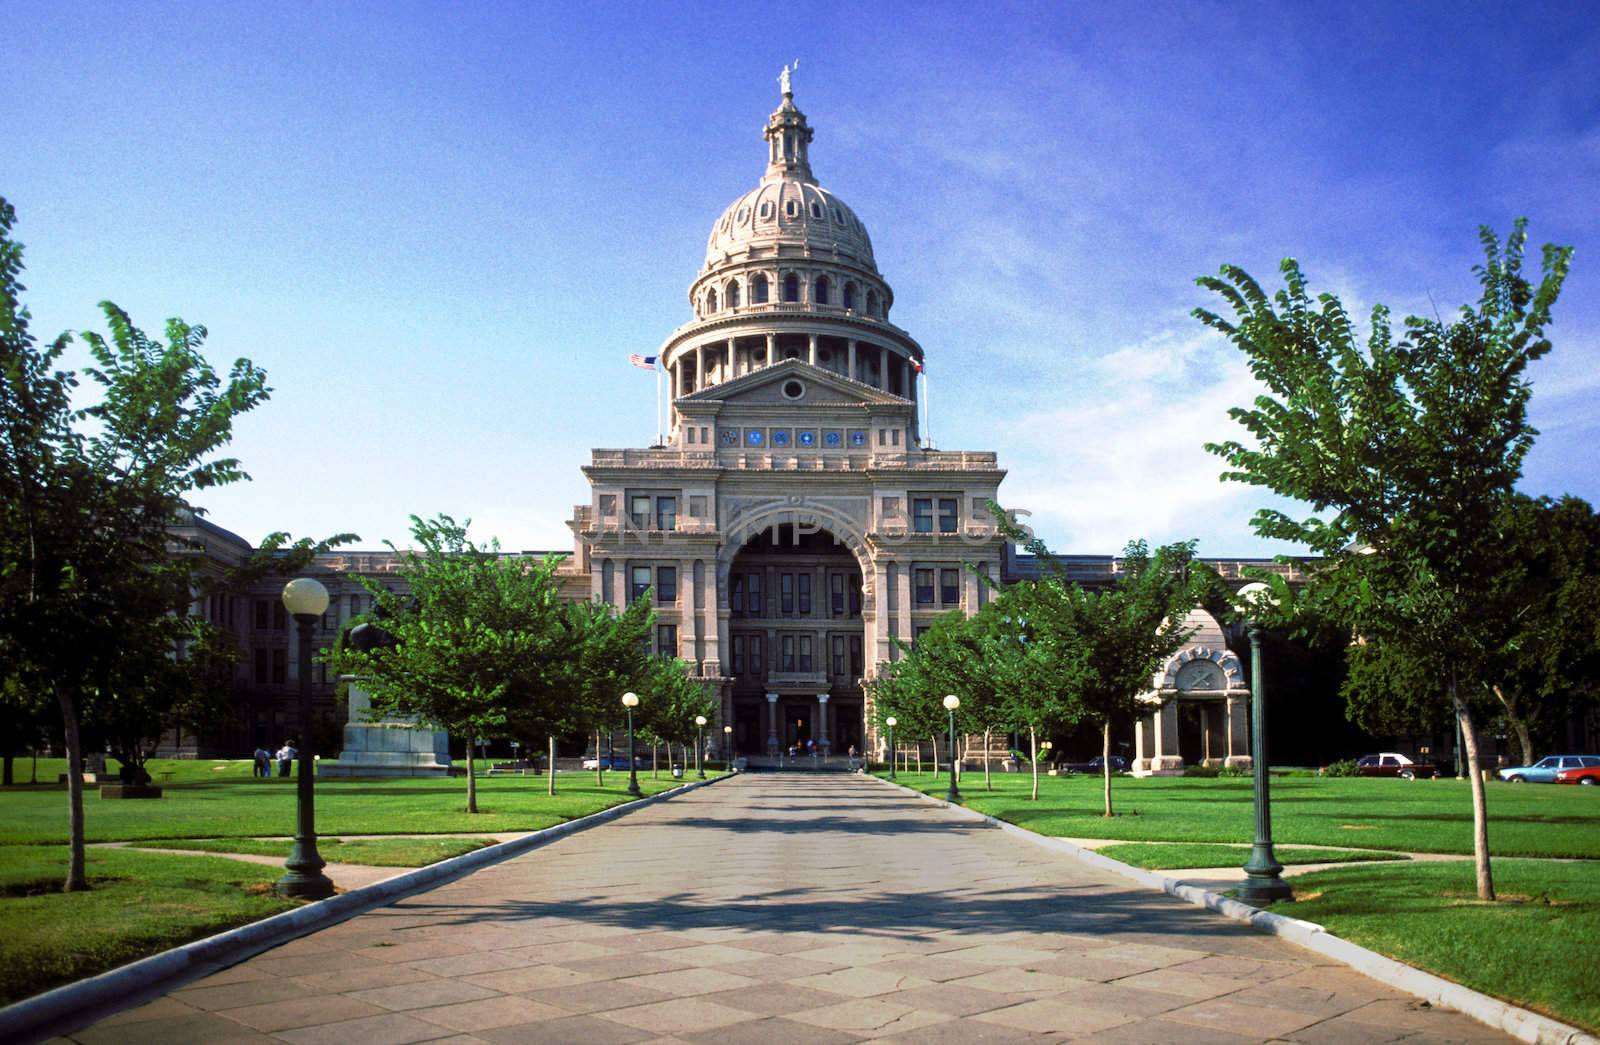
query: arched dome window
810 202 823 219
783 273 800 303
707 288 719 312
866 289 879 316
726 281 741 308
843 283 857 310
815 277 830 305
752 274 769 303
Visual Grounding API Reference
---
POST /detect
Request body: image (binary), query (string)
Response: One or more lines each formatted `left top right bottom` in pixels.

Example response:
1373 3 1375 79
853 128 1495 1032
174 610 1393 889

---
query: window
781 573 794 614
831 573 845 617
733 635 746 674
798 573 811 614
750 635 765 675
798 635 813 673
656 566 677 604
752 275 769 303
866 289 878 315
815 276 830 304
850 636 863 676
598 494 616 516
657 625 677 657
731 575 745 616
348 593 362 617
254 648 269 684
630 495 651 528
843 283 856 309
849 575 862 617
914 626 930 648
941 568 960 606
747 573 762 616
915 569 935 605
254 599 269 630
832 636 845 675
273 602 287 630
630 566 651 602
689 495 707 518
656 496 677 531
939 498 958 533
271 648 287 684
727 281 741 308
783 273 800 302
912 498 934 533
707 288 718 312
781 635 796 671
810 202 822 218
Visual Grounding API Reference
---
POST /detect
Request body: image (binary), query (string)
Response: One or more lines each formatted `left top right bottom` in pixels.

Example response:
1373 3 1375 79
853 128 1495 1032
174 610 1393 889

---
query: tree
639 657 717 771
551 595 654 785
1195 220 1574 900
332 515 572 813
2 197 274 890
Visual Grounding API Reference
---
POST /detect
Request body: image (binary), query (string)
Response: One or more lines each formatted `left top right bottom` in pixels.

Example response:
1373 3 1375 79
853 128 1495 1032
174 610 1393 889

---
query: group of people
252 742 297 778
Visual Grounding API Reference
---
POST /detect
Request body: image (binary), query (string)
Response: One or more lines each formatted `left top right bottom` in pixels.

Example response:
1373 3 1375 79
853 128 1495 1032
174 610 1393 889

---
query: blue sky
8 1 1598 556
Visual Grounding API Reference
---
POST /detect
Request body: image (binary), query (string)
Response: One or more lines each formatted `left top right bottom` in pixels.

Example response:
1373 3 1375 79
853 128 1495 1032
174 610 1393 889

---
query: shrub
1323 758 1360 777
1183 765 1220 778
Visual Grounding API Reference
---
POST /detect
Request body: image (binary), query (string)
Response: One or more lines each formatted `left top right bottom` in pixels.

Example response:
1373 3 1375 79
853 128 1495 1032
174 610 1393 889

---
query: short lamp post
278 578 335 900
622 692 642 797
1236 582 1292 906
885 716 897 780
694 715 707 779
943 695 961 803
723 724 733 771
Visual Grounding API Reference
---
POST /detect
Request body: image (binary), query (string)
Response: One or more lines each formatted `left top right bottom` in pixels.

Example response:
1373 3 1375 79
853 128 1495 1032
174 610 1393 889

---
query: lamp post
886 716 897 780
695 715 707 779
943 695 961 803
277 578 334 900
1236 582 1292 906
622 692 642 797
723 724 733 771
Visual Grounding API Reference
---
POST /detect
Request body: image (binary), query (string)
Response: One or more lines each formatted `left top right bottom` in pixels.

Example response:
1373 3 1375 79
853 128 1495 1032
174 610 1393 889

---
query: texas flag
911 357 924 374
629 354 658 370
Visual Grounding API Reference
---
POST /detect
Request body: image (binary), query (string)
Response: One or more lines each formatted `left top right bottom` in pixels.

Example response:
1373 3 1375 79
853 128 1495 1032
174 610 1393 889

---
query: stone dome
705 180 876 272
701 90 877 274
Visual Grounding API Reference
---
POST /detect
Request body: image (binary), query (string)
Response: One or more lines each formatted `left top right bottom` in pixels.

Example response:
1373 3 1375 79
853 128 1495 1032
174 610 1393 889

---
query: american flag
629 354 658 370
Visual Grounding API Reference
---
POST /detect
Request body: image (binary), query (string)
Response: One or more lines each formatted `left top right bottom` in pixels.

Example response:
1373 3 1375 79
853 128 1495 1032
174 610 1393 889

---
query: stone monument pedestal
319 679 451 778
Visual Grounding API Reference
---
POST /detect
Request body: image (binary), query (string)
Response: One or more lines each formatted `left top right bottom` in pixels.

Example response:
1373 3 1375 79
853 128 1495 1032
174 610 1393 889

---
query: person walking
277 741 296 777
252 746 271 778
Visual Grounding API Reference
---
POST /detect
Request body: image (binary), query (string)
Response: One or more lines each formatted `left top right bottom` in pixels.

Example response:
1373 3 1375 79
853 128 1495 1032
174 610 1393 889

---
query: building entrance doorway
784 704 812 753
1179 703 1205 766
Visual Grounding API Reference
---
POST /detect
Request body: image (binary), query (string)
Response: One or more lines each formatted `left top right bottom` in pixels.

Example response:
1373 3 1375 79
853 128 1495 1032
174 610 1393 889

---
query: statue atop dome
779 60 798 98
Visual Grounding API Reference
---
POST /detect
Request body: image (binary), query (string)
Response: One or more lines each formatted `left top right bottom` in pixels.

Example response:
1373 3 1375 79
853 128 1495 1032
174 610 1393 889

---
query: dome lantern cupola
763 63 815 183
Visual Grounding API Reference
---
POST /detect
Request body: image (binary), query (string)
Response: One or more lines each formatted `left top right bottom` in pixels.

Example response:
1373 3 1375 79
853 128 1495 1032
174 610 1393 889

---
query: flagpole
922 370 931 449
656 362 663 446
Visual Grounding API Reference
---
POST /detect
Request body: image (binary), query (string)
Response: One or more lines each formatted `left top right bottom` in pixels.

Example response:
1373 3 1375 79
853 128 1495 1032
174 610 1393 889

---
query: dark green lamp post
886 716 897 780
695 715 707 779
277 577 335 900
622 691 642 797
943 695 961 803
1237 582 1292 906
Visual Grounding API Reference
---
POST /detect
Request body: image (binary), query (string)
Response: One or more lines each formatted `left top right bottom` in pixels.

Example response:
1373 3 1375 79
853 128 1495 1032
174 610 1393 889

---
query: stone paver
62 773 1514 1043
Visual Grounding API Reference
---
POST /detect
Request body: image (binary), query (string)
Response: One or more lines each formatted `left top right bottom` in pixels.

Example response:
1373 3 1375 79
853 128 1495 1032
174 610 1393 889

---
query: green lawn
1287 859 1600 1034
133 836 492 866
1 761 701 844
0 845 296 1005
1096 842 1409 870
882 770 1600 857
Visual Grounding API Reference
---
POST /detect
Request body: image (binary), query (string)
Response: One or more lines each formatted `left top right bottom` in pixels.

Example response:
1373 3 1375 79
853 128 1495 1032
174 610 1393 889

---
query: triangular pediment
679 358 910 408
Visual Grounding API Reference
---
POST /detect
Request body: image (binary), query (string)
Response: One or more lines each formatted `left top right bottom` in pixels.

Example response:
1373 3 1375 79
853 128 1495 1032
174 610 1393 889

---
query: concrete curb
0 773 729 1045
874 775 1596 1045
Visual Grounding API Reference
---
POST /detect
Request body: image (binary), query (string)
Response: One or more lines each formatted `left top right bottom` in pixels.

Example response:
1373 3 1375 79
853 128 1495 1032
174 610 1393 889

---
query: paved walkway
60 774 1512 1043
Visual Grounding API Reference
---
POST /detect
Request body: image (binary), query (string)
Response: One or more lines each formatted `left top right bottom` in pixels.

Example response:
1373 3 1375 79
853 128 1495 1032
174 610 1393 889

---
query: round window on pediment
782 380 806 401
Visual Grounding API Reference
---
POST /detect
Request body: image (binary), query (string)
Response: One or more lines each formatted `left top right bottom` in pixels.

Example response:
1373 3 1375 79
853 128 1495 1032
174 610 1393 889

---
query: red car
1554 765 1600 786
1355 753 1438 780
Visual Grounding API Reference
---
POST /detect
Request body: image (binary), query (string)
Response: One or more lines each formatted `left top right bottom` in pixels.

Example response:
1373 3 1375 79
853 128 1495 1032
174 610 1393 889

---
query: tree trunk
465 745 478 813
652 741 658 779
595 729 604 785
1454 676 1494 901
931 735 940 778
983 727 992 791
1029 725 1039 801
56 685 88 891
547 735 556 796
1101 719 1114 817
1491 686 1534 765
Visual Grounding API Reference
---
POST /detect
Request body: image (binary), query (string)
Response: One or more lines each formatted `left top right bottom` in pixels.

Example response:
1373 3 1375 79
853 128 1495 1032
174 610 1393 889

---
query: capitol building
185 78 1286 774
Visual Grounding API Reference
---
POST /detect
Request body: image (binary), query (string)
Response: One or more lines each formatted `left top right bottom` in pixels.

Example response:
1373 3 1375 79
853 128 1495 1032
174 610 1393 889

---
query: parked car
1500 754 1600 783
1554 763 1600 786
1062 755 1129 774
581 755 637 771
1355 753 1437 780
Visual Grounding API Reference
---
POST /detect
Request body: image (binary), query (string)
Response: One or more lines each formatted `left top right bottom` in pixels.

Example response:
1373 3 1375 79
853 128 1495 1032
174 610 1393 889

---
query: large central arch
717 501 874 758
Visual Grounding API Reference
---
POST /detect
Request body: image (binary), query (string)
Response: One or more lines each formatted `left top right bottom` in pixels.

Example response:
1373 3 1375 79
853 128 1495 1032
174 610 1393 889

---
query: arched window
866 290 878 316
707 288 718 312
783 273 800 302
815 277 830 305
843 283 856 310
726 281 741 308
752 275 769 303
